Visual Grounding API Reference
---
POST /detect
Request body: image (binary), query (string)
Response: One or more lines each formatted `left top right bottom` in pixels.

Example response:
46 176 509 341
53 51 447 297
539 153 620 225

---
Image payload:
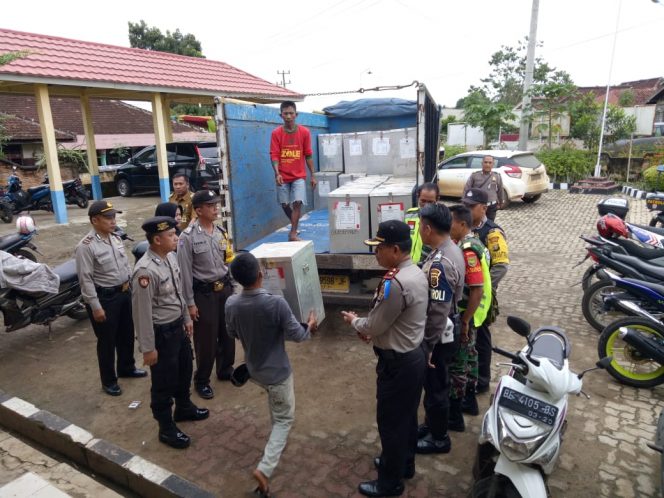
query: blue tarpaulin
323 98 416 119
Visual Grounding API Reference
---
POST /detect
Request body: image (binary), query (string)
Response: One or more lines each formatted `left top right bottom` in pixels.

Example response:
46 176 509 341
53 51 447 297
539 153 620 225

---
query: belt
153 317 184 334
193 275 230 293
95 281 130 297
373 346 421 361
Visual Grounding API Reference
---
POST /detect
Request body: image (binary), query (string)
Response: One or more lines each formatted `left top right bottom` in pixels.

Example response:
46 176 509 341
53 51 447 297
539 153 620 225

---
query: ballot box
250 240 325 326
369 177 416 236
318 133 344 172
314 172 340 210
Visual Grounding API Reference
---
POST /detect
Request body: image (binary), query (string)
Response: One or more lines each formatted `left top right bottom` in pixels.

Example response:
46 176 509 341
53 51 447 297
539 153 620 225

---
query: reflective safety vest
405 207 431 264
459 236 492 327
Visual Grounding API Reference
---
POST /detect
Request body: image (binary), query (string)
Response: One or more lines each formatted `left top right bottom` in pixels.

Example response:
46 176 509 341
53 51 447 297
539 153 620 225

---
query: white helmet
16 216 36 234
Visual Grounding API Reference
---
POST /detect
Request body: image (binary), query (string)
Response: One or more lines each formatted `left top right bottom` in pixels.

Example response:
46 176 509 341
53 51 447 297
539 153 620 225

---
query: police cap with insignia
141 216 178 235
88 200 122 217
462 187 489 206
192 189 221 207
365 220 411 246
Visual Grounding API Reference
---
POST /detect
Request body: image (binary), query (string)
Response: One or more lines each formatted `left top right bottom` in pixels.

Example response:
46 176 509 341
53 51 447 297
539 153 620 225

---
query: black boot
462 388 479 416
158 422 191 449
448 398 465 432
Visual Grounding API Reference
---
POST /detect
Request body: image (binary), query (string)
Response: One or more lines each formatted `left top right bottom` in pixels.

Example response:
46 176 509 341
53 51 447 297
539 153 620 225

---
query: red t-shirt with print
270 125 313 183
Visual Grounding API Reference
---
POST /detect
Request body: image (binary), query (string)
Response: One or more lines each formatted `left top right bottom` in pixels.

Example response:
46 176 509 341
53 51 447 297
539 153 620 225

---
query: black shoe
118 368 148 378
158 426 191 449
358 480 404 497
476 383 490 394
102 383 122 396
462 392 479 416
373 457 414 480
416 434 451 454
448 399 465 432
417 424 430 440
195 385 214 399
174 407 210 422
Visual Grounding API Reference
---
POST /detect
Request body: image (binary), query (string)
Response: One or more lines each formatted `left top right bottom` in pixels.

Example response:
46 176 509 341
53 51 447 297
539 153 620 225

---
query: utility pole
276 70 291 88
518 0 540 151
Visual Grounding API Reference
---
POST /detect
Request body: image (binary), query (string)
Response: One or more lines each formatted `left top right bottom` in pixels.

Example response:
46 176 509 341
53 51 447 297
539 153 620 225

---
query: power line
277 70 291 88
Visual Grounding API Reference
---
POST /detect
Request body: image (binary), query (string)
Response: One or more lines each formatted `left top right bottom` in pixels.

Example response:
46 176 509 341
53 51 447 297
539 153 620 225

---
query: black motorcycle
43 174 89 209
0 228 41 262
0 259 88 333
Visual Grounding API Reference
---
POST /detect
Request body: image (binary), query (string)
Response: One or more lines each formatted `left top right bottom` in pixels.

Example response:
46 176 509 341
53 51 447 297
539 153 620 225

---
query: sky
2 0 663 112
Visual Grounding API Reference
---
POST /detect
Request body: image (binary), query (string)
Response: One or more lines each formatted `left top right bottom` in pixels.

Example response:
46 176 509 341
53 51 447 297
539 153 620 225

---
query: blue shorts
277 178 306 206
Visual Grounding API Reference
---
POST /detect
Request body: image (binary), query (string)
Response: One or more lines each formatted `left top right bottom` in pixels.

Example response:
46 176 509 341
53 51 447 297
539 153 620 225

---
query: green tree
528 70 576 148
569 93 636 152
462 90 516 147
128 21 212 117
439 115 457 142
618 89 635 107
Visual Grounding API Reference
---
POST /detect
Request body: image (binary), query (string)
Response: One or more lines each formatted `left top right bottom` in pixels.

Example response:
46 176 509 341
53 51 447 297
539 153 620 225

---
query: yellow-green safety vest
459 237 492 327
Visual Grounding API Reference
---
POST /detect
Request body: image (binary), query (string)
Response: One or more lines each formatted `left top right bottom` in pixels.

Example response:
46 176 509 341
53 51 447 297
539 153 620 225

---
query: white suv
436 150 549 205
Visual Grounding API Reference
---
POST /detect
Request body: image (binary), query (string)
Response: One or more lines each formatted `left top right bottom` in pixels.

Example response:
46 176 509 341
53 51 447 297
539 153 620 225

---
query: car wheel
116 179 132 197
501 189 510 209
522 194 541 204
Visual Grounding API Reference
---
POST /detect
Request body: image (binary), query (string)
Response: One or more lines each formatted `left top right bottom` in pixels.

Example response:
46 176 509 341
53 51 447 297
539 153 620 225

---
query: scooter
0 221 41 262
472 316 611 497
42 174 89 209
0 258 88 333
2 167 52 214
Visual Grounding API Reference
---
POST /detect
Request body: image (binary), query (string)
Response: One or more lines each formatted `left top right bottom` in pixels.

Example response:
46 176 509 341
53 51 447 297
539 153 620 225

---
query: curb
0 391 215 498
548 182 569 190
621 185 648 200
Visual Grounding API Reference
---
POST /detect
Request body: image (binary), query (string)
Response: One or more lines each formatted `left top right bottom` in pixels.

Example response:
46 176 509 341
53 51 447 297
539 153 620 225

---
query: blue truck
213 84 441 303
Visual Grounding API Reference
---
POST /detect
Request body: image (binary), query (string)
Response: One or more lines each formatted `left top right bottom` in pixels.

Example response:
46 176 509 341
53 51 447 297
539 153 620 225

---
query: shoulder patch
183 226 193 234
82 235 93 245
467 253 478 268
384 268 400 280
138 275 150 288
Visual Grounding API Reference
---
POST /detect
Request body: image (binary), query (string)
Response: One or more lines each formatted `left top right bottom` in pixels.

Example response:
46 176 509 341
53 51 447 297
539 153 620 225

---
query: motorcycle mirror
12 166 17 172
507 316 531 338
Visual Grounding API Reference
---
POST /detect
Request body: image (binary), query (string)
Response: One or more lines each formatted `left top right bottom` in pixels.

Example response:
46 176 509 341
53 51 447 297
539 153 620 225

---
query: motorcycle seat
622 278 664 298
0 233 23 250
631 223 664 237
53 259 78 284
529 328 570 369
611 252 664 280
27 185 46 194
610 237 664 261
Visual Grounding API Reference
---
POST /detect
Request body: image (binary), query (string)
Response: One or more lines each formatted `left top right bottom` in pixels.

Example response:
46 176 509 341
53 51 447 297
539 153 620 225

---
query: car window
166 144 177 162
199 146 219 159
469 156 489 169
511 154 541 169
135 149 155 163
440 157 469 169
175 144 197 161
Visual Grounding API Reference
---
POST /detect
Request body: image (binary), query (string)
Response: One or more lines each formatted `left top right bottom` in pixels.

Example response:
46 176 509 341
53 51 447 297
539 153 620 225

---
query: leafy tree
528 70 576 148
462 90 516 147
439 115 457 142
128 21 204 57
569 93 636 152
128 21 212 117
618 89 635 107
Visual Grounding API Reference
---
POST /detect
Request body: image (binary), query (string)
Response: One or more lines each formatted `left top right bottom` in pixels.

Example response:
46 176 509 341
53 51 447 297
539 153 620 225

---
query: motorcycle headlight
497 410 548 462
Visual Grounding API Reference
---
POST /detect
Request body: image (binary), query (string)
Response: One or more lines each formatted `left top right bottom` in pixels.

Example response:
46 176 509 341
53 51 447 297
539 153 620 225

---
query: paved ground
0 191 662 497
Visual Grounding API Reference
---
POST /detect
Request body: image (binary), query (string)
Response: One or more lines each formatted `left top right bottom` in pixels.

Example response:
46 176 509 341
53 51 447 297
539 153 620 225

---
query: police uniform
463 170 504 221
350 220 428 496
169 190 197 231
418 237 465 452
449 233 491 430
473 215 509 392
177 190 235 399
75 200 144 396
132 216 208 450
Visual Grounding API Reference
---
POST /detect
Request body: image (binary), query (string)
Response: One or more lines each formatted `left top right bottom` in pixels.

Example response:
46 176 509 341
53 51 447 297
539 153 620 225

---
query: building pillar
151 93 170 202
80 93 102 200
161 98 174 143
34 84 67 224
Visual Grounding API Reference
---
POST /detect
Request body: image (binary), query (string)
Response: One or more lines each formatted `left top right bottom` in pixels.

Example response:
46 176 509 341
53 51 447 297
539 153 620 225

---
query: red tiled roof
0 113 74 141
576 85 658 106
0 94 194 135
0 28 302 100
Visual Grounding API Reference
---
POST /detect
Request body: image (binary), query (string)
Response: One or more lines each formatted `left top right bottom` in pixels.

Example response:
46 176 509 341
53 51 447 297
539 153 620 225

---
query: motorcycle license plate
498 387 558 426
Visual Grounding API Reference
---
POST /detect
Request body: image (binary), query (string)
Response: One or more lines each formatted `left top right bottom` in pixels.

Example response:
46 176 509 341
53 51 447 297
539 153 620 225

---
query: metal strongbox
342 128 417 178
338 173 366 186
250 240 325 326
314 172 340 210
369 177 416 237
327 175 389 253
318 133 344 172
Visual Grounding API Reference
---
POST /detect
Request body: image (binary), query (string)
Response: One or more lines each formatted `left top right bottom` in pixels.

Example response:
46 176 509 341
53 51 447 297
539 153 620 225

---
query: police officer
177 190 235 400
462 156 504 221
463 188 510 399
132 216 209 449
169 173 196 231
448 205 492 432
416 203 465 455
404 182 439 264
341 220 428 498
75 200 146 396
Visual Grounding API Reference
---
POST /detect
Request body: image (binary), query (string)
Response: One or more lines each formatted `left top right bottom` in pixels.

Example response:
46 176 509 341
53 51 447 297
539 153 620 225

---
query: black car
114 142 221 197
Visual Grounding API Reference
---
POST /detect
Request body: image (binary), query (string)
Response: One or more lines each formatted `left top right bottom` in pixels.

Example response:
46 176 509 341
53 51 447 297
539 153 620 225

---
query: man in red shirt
270 101 317 241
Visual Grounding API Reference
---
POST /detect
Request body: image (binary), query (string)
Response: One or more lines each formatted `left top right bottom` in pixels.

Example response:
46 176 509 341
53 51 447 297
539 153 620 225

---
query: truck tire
116 179 133 197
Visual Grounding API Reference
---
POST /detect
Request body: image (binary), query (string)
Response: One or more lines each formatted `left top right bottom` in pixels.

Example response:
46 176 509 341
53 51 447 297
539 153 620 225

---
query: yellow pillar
151 93 170 202
161 98 173 143
34 84 67 223
80 93 102 200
